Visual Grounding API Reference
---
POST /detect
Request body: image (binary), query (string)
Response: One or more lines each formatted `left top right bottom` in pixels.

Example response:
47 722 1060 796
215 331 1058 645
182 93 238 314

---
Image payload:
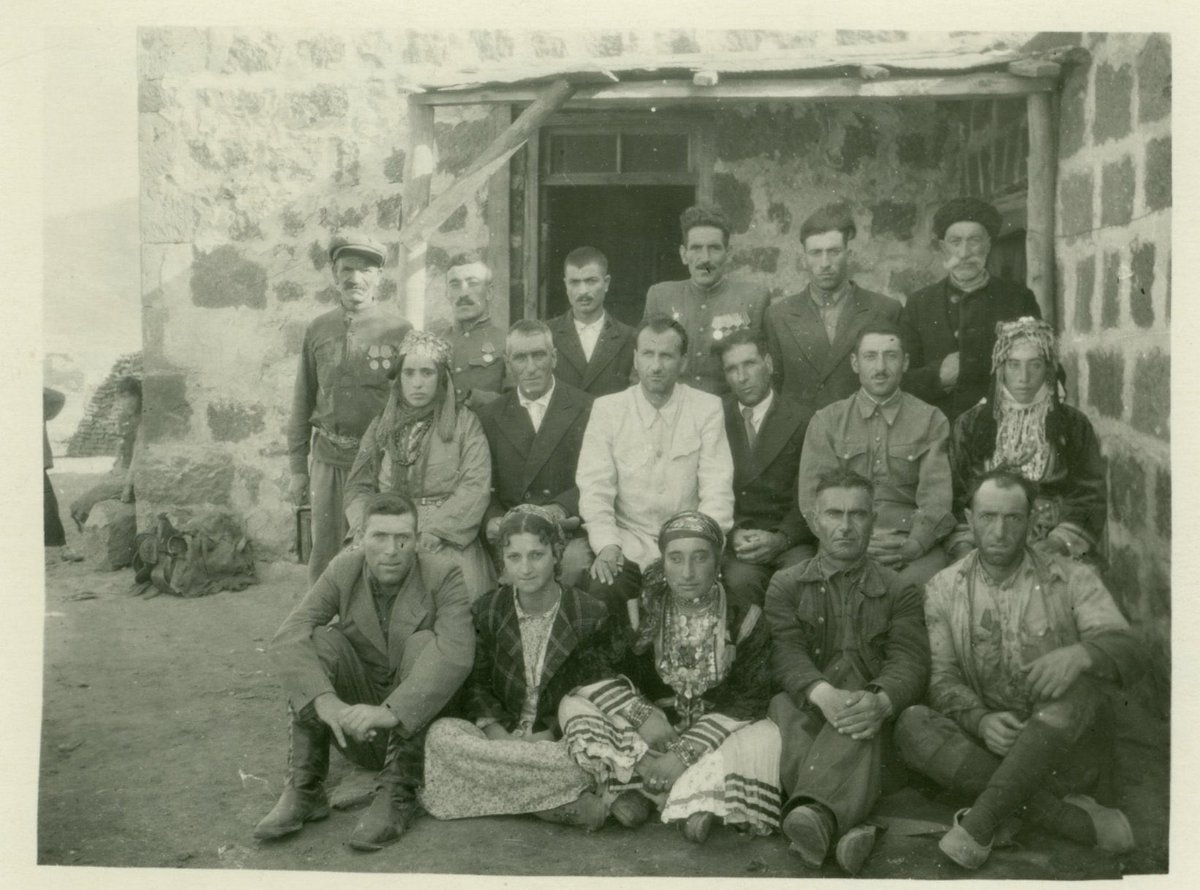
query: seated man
576 314 734 616
798 322 953 587
765 469 929 874
478 319 594 588
895 469 1142 870
255 492 474 851
716 329 815 608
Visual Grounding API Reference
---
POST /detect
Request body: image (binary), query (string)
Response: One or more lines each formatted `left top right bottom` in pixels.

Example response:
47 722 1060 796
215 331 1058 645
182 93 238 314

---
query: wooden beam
399 79 575 250
858 64 890 81
1008 58 1062 79
1025 91 1057 326
400 96 435 329
485 106 512 331
522 126 540 321
413 72 1058 106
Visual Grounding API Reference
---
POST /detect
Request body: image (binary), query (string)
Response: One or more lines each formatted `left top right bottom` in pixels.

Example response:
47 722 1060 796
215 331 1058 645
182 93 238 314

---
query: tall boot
253 709 332 840
348 729 422 851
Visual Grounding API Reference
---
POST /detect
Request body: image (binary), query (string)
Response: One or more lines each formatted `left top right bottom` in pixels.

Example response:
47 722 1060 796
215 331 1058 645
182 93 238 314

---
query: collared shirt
513 590 562 730
924 549 1138 734
441 314 506 398
741 389 774 436
366 568 401 645
574 313 606 362
517 378 556 433
577 383 734 569
799 389 953 553
809 281 851 343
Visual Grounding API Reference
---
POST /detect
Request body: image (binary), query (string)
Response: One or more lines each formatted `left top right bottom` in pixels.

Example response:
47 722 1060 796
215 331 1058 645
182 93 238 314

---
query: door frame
521 111 715 320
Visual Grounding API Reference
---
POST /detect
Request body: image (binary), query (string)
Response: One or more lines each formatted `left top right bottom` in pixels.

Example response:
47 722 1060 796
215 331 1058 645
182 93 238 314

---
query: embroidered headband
657 510 725 553
399 330 453 368
991 316 1057 373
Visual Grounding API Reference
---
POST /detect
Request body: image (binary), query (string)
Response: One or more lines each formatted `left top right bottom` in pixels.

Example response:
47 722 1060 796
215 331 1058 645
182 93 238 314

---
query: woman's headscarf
986 317 1058 480
497 504 567 578
378 330 458 446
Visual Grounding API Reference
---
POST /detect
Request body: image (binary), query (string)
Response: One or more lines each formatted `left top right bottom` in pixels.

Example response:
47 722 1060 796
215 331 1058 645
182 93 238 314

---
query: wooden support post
484 106 511 330
401 96 435 329
399 79 575 250
1025 91 1057 326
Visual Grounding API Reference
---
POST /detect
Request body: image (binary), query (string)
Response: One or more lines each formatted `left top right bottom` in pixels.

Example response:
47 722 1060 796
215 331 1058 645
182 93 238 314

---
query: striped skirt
559 688 782 836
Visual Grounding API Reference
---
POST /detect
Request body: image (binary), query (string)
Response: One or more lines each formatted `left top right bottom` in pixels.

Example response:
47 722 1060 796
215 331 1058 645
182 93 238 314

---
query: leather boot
253 711 332 840
534 790 608 831
348 730 421 851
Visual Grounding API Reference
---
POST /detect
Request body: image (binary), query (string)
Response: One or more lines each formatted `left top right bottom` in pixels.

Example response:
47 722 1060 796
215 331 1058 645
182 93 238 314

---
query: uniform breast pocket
836 442 869 475
887 441 930 486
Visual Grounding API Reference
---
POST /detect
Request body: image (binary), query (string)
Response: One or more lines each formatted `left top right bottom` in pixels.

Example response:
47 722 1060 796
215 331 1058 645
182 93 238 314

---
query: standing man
478 320 595 588
643 205 769 396
798 323 954 588
765 469 929 874
895 470 1141 869
716 329 815 608
436 251 507 410
766 203 900 413
288 233 412 587
256 493 474 851
547 246 637 398
576 315 734 613
899 197 1042 422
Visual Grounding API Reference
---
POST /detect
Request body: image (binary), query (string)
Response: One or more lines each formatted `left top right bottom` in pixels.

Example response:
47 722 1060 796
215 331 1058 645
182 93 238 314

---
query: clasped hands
978 643 1093 756
808 682 892 741
730 528 788 566
867 531 923 568
633 707 685 794
313 693 398 747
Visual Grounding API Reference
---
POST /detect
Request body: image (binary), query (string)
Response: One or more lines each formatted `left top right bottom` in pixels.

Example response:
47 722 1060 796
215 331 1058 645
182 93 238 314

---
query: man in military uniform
642 205 770 396
288 233 412 587
437 251 507 411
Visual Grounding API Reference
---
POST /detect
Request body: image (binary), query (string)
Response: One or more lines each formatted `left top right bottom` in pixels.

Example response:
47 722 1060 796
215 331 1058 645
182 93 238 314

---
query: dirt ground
36 466 1170 878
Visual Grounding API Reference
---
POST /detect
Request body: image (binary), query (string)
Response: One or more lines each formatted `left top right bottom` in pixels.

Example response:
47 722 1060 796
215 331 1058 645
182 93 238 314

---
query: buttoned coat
722 394 812 548
270 548 475 734
467 585 616 733
547 311 637 398
477 381 593 524
765 283 901 413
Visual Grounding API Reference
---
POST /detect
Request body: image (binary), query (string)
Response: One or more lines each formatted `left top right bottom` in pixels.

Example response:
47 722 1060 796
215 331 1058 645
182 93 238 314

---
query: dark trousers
770 691 885 835
583 560 643 621
722 543 815 609
44 470 66 547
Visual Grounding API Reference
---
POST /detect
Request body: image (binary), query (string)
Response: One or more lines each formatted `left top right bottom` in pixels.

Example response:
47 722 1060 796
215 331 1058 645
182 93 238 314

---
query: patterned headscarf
398 330 453 368
497 504 568 576
656 510 725 555
990 316 1058 374
378 330 458 447
987 317 1058 480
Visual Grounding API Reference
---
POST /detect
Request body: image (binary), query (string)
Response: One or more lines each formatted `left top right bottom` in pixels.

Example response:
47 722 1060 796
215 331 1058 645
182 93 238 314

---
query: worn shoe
1063 794 1135 853
347 791 419 851
783 805 834 868
938 808 991 870
534 790 608 831
834 823 878 875
610 790 653 828
680 811 717 845
253 713 332 840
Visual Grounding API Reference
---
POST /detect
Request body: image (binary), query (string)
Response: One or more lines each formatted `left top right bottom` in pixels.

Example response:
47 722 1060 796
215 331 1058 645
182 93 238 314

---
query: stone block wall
1053 33 1171 699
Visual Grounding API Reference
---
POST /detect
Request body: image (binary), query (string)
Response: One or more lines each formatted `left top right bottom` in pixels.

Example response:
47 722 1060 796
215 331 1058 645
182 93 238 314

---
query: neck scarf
988 382 1053 479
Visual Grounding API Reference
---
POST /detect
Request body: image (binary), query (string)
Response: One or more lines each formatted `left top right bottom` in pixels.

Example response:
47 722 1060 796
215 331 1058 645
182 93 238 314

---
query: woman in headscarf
345 330 495 600
421 504 621 828
947 317 1106 561
557 511 781 843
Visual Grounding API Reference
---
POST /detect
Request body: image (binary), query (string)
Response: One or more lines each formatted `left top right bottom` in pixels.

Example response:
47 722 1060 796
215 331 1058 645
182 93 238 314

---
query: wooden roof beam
413 71 1058 106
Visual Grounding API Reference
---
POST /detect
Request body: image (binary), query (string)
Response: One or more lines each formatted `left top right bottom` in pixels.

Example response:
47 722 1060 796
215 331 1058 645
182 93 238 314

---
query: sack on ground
134 512 257 597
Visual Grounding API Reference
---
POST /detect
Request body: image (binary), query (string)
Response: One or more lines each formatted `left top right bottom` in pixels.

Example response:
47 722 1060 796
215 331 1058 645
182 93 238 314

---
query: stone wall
67 352 143 457
1054 33 1171 699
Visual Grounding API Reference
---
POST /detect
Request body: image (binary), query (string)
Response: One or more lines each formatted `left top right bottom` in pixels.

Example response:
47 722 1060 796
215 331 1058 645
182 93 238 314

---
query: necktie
527 401 544 433
741 405 757 450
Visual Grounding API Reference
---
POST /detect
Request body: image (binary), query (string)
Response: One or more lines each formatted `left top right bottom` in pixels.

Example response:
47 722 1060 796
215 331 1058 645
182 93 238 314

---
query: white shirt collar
573 312 606 333
518 377 556 411
740 389 774 428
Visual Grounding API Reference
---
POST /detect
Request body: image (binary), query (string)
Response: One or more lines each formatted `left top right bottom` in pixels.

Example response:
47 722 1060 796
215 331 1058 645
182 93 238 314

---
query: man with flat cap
899 198 1041 422
288 232 412 587
433 251 508 411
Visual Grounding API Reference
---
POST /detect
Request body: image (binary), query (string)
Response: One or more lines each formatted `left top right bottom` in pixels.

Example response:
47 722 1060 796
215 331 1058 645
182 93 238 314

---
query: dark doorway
542 185 696 326
988 228 1027 284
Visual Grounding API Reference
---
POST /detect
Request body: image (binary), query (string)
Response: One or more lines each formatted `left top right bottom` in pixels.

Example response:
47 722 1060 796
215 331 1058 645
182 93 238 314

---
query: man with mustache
642 205 769 396
899 197 1042 422
288 233 412 587
797 323 953 588
437 251 507 411
766 204 900 414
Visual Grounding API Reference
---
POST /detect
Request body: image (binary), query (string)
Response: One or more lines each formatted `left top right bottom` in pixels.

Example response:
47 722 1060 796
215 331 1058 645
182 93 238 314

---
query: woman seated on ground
421 504 620 827
557 511 781 844
345 330 495 601
948 317 1106 563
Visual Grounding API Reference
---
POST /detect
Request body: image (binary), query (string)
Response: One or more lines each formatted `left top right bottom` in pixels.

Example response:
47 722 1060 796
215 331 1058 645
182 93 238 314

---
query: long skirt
419 717 592 819
559 691 782 836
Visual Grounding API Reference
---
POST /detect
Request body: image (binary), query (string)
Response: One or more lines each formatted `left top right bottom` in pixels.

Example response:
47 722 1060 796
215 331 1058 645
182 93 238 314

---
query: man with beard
895 469 1141 869
766 204 900 413
288 233 412 586
642 205 769 396
436 251 507 410
798 323 953 587
899 198 1042 422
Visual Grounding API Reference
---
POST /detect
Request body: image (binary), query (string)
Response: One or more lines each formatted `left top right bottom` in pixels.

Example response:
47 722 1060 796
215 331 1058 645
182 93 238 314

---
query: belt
414 495 450 507
316 427 361 451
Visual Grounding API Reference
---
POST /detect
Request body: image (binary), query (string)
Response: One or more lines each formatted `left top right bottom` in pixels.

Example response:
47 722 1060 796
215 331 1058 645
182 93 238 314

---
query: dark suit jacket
723 394 812 547
477 380 593 522
899 275 1042 421
467 585 616 733
547 311 636 398
270 549 474 734
765 283 901 413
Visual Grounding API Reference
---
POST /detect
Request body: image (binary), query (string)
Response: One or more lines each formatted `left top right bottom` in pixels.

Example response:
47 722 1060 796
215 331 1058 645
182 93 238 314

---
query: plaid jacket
467 585 617 733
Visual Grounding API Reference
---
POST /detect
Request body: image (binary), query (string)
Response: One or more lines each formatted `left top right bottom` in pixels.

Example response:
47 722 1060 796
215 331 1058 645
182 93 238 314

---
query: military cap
328 233 386 267
932 197 1002 241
